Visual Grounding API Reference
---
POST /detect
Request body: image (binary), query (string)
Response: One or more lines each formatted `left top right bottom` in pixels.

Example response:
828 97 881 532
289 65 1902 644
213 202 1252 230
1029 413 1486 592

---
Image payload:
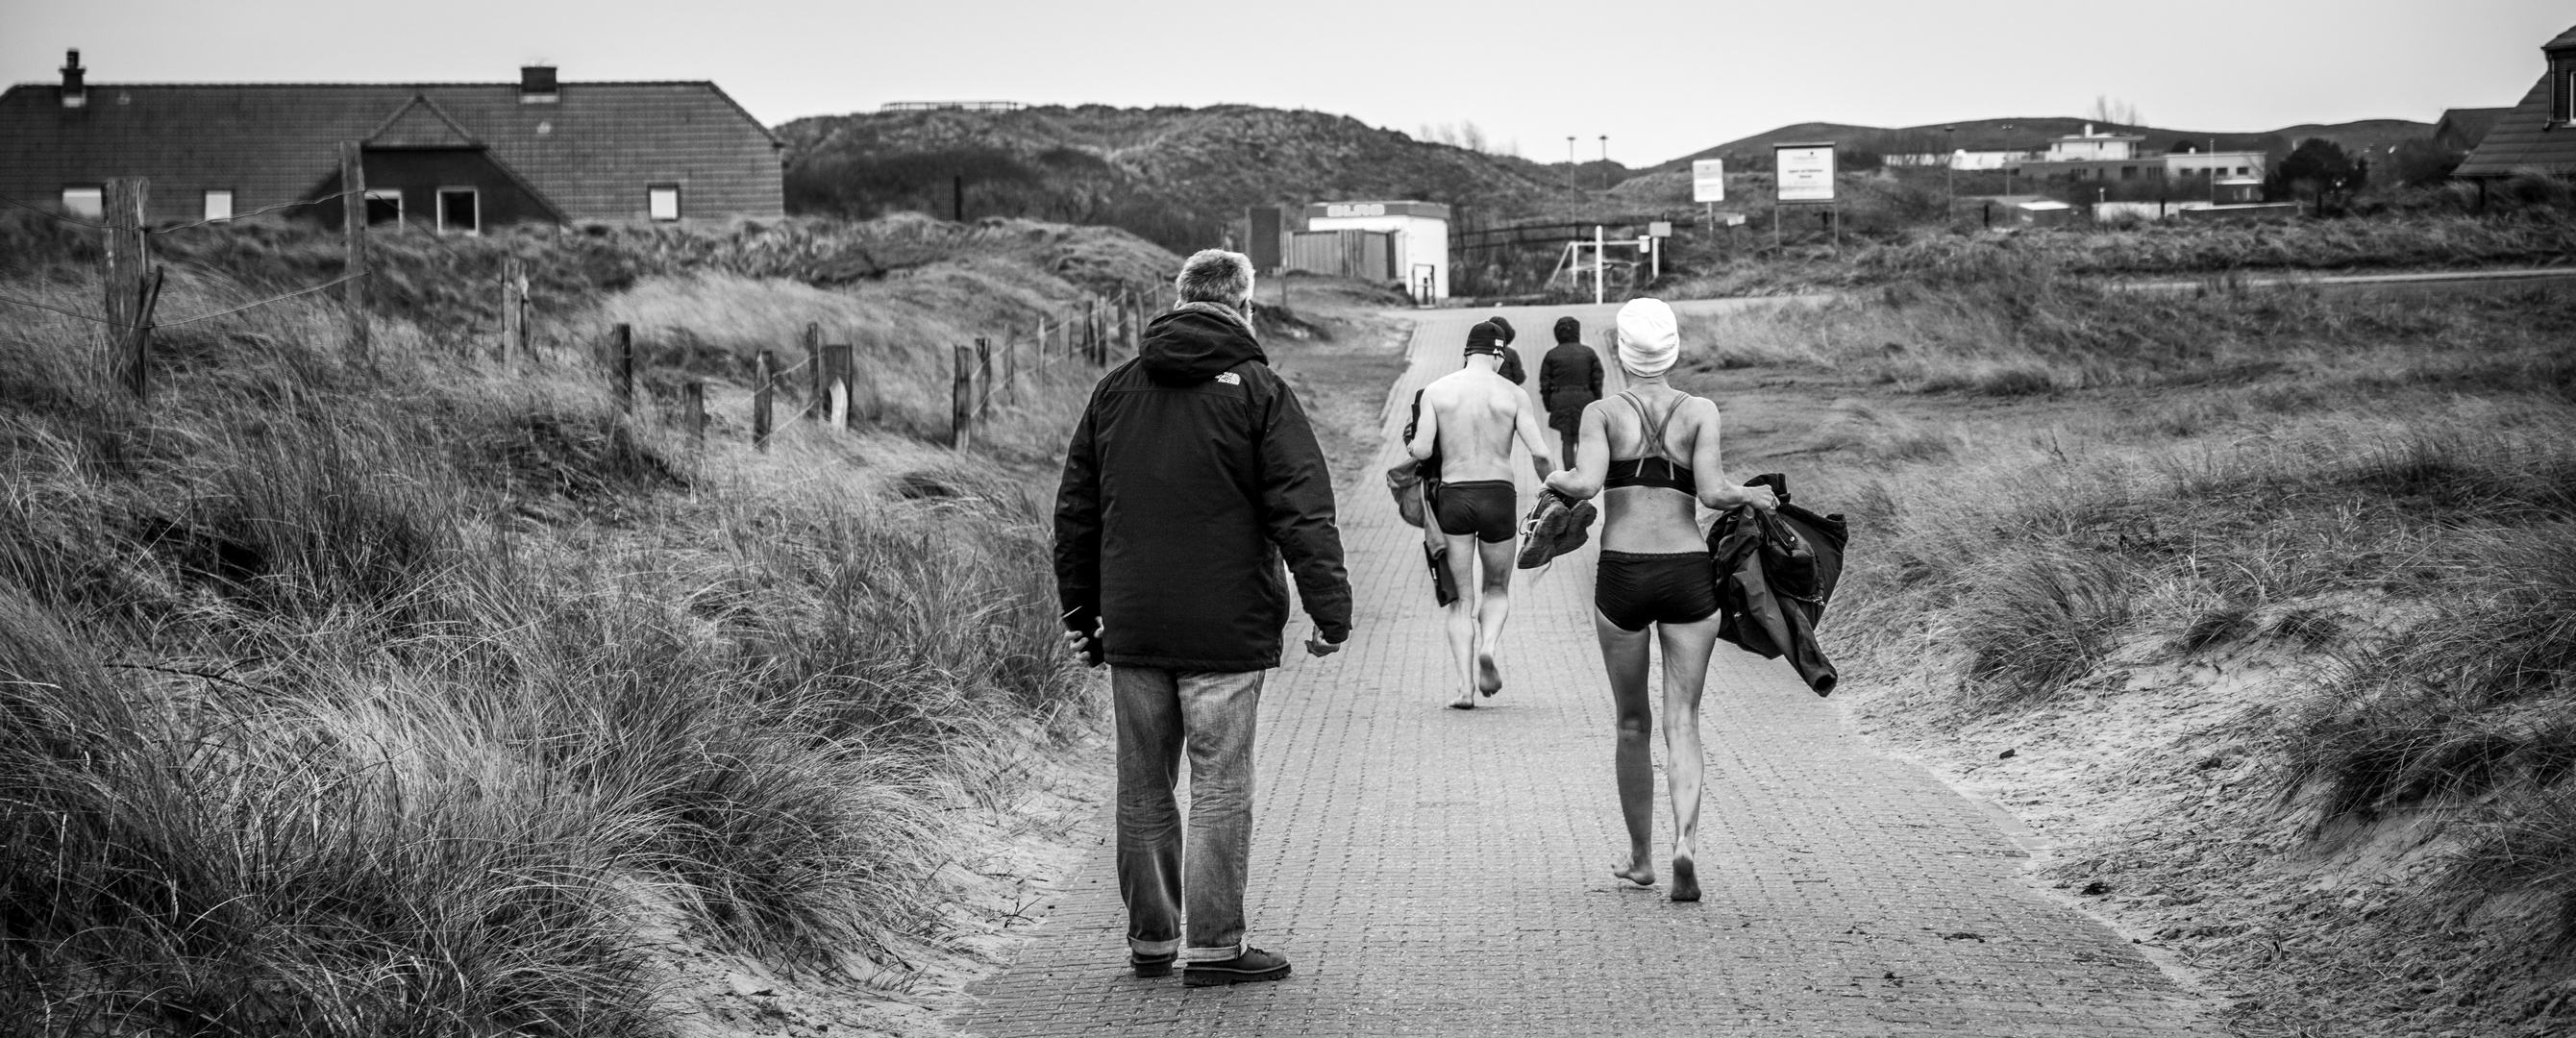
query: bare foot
1611 855 1655 887
1448 694 1477 710
1670 856 1700 902
1476 655 1501 697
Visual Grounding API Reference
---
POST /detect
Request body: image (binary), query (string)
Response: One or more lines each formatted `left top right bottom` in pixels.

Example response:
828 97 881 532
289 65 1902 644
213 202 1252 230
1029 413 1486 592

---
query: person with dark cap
1487 315 1527 384
1406 319 1556 709
1056 248 1351 986
1538 315 1604 464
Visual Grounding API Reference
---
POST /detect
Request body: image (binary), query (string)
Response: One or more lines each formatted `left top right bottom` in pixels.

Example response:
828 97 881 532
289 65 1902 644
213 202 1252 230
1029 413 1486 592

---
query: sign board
1246 207 1282 270
1691 159 1725 203
1323 203 1386 218
1719 212 1747 227
1773 142 1836 203
1647 221 1672 237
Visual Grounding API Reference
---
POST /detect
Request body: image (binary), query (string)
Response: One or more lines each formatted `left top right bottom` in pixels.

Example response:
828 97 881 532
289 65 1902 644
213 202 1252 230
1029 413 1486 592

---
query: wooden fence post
803 322 823 420
614 324 635 412
338 142 370 364
101 177 149 395
498 259 522 361
682 380 706 446
753 350 775 452
951 345 974 450
822 343 852 429
1086 297 1100 364
123 268 164 403
976 337 992 419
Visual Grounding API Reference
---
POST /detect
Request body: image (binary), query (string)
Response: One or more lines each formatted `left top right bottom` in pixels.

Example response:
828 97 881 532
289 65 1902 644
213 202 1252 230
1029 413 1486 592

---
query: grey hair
1175 249 1255 306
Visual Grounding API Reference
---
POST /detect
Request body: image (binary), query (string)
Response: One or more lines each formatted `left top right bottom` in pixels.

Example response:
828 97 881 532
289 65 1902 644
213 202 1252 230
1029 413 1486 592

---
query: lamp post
1567 136 1575 165
1944 125 1957 216
1599 136 1610 189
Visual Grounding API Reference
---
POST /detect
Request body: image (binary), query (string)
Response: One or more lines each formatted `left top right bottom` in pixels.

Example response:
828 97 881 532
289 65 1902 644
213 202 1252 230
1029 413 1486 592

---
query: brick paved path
957 304 2213 1037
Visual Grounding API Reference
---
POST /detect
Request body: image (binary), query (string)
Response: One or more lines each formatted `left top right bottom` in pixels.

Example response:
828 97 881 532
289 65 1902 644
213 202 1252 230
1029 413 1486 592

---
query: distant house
1 51 783 230
2432 107 2513 153
2456 24 2576 179
2018 125 2161 182
2162 144 2266 182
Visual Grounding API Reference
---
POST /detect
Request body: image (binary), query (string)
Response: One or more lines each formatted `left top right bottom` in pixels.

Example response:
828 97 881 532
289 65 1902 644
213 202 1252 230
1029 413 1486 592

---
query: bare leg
1656 614 1724 902
1596 607 1655 885
1441 531 1479 709
1473 537 1516 697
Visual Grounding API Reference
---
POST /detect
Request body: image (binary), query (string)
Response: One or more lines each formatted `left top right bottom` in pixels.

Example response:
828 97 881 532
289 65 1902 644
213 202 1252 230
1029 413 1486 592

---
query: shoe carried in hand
1516 489 1597 570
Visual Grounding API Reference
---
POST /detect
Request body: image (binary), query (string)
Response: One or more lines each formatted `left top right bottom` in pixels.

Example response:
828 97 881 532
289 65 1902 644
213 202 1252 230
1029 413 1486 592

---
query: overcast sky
2 0 2567 165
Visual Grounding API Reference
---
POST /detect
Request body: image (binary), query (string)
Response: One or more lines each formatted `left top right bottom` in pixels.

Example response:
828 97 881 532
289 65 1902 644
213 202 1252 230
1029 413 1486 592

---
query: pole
499 259 524 362
753 350 775 452
682 381 706 446
951 344 974 449
1003 331 1019 403
102 177 148 390
614 324 634 412
953 175 964 221
126 267 163 403
1593 225 1604 305
338 142 369 364
511 262 531 360
804 322 824 419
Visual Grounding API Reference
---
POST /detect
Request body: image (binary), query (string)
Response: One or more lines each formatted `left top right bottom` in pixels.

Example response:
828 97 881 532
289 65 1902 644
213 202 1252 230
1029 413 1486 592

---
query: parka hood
1141 302 1267 385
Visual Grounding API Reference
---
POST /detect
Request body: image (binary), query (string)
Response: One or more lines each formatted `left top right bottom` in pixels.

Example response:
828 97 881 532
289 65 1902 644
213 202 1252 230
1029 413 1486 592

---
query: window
648 185 681 222
61 185 102 220
202 189 234 223
2562 66 2574 122
436 187 479 235
365 188 403 227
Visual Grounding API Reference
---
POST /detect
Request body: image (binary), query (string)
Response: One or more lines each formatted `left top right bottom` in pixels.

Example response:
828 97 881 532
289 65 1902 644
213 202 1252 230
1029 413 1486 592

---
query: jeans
1112 666 1263 961
1558 428 1580 471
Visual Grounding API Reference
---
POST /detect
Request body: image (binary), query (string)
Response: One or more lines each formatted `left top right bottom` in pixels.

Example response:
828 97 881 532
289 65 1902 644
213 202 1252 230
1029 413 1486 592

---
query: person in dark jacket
1055 248 1350 988
1542 298 1775 904
1538 315 1604 463
1488 314 1526 384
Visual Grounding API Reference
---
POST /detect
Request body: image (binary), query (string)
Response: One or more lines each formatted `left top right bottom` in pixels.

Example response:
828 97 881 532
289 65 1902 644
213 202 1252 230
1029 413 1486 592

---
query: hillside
776 104 1580 253
1659 116 2434 170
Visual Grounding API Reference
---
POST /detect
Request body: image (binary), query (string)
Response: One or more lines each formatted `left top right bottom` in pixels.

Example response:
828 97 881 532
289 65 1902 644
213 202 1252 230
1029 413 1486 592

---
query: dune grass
1672 263 2576 1034
0 237 1095 1034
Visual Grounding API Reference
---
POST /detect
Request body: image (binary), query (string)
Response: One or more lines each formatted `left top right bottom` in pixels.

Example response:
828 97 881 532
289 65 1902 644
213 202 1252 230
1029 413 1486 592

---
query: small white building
2046 125 2145 161
2164 149 2267 180
1302 200 1450 300
1887 149 2042 170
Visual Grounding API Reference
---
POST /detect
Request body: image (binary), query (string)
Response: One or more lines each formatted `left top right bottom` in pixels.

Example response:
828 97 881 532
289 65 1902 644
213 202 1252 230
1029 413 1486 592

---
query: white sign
1647 221 1672 237
1691 159 1725 203
1773 143 1836 203
1324 203 1386 218
1720 212 1747 227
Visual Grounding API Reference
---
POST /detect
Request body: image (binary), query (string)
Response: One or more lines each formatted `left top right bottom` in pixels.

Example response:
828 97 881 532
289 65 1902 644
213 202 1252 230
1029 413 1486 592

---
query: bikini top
1603 389 1697 494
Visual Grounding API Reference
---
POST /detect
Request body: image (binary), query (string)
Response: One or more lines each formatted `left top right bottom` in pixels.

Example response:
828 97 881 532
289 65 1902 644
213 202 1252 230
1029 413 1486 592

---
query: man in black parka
1538 315 1604 463
1055 248 1351 988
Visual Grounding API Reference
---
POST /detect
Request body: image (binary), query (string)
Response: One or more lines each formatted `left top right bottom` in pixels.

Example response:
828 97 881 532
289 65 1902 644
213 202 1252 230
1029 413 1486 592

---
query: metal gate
1284 229 1397 282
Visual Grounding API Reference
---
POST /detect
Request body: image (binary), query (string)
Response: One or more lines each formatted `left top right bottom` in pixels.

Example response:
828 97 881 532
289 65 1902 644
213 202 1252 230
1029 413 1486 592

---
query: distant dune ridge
774 105 2436 246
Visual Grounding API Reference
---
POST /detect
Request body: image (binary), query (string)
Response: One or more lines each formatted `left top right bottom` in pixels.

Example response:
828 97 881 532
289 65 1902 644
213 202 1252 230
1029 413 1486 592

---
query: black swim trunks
1433 480 1518 543
1595 551 1719 631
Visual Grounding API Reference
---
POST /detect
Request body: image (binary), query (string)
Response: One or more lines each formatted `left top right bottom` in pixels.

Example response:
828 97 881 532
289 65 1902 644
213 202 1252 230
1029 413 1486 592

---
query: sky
2 0 2568 166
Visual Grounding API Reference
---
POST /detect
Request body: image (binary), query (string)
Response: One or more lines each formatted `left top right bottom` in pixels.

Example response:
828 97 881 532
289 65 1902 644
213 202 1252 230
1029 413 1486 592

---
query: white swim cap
1615 298 1679 379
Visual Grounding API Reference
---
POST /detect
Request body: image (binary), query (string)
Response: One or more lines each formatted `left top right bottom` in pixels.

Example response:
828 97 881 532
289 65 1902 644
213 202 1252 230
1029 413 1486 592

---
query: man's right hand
1060 619 1104 668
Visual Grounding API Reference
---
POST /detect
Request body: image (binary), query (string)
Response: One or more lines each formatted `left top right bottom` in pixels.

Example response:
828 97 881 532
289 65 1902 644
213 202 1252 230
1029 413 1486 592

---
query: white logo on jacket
1215 372 1241 385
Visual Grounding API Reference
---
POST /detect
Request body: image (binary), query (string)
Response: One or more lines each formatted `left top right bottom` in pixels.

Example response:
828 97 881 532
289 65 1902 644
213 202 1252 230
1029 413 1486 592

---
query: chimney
519 64 557 104
60 49 86 109
2084 123 2094 136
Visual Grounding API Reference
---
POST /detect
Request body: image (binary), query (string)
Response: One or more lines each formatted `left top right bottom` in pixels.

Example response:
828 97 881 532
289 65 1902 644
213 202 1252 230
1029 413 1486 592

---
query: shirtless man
1406 319 1557 709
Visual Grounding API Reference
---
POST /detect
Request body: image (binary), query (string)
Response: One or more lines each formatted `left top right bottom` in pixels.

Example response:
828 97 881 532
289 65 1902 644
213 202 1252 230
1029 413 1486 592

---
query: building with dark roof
2455 25 2576 179
2433 108 2514 153
1 51 783 230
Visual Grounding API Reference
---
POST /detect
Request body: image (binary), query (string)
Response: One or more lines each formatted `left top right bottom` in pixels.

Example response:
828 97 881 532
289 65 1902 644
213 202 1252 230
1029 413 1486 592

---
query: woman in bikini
1541 297 1777 902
